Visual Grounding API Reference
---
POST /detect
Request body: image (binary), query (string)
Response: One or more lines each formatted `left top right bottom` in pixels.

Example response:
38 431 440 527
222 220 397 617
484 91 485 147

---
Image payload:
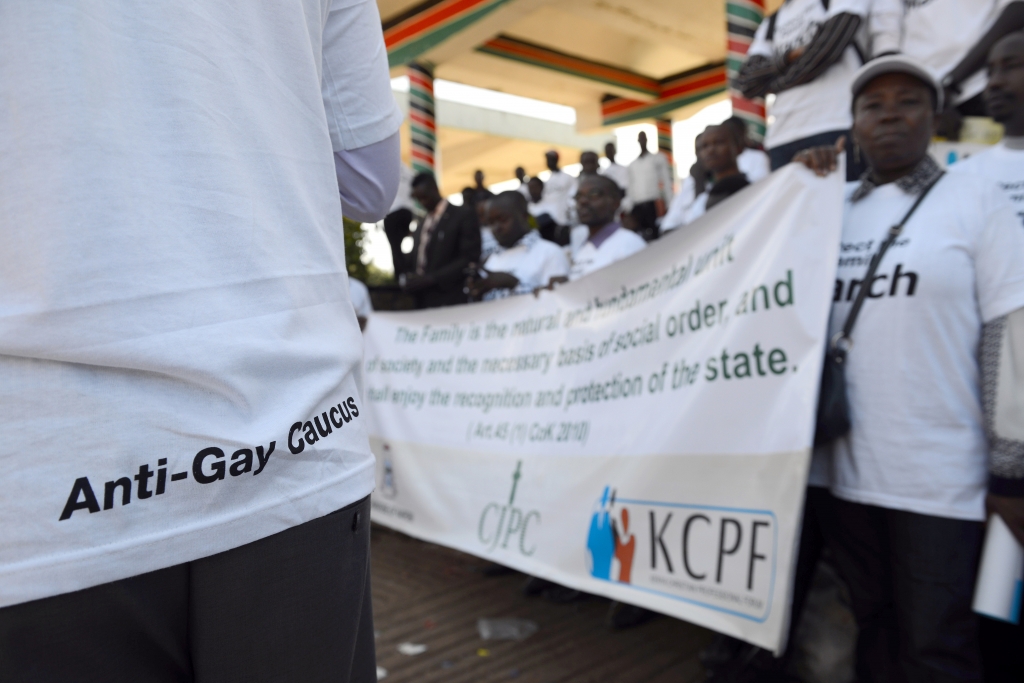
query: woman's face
852 73 935 176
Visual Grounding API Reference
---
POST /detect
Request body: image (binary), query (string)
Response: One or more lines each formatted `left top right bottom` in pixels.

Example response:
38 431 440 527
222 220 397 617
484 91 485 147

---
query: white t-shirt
568 226 647 281
738 148 771 183
682 192 711 225
480 226 500 262
349 277 373 319
901 0 1014 104
482 231 570 299
568 224 590 256
949 142 1024 225
541 169 576 225
828 174 1024 520
627 153 674 205
748 0 870 149
0 0 403 607
661 176 699 232
602 162 631 192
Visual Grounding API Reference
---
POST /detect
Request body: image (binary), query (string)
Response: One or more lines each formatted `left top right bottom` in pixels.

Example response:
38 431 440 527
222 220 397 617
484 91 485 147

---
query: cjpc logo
586 486 778 622
477 461 540 556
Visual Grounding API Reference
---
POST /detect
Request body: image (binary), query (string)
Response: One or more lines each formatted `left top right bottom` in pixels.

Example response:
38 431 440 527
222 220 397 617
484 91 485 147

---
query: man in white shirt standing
901 0 1024 116
539 150 576 243
466 192 570 300
0 2 401 680
951 32 1024 225
515 166 532 200
569 175 646 281
601 142 631 197
736 0 883 179
626 131 673 242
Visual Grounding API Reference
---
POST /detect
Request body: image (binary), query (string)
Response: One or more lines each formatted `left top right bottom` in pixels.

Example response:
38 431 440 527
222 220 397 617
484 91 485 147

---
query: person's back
0 2 401 679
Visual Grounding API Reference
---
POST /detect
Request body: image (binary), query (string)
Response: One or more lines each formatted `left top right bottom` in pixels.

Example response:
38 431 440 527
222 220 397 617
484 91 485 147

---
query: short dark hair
491 190 528 216
723 116 747 134
578 173 622 199
411 171 437 189
722 116 748 144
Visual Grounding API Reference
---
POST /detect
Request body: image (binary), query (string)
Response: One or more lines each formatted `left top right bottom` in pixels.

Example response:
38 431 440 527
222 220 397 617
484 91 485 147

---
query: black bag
813 172 944 446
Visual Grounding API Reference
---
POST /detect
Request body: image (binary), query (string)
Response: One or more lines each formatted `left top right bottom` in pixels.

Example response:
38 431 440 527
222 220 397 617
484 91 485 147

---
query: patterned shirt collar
492 229 540 256
850 155 942 202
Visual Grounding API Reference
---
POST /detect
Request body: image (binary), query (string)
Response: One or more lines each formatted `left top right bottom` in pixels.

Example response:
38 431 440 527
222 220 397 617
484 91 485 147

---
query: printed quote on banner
364 165 843 652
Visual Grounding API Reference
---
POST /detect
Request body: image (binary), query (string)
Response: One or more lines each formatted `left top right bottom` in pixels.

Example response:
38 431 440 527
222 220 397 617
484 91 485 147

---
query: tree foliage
343 218 393 286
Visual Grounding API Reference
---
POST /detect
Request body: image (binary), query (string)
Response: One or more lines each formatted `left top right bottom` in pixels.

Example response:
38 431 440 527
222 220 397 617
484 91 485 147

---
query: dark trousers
0 496 375 683
383 208 413 277
788 487 836 653
768 129 865 181
630 201 660 242
980 616 1024 682
829 497 984 683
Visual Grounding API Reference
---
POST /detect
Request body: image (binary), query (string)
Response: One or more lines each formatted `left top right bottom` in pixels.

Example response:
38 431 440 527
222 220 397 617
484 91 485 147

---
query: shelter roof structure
377 0 780 191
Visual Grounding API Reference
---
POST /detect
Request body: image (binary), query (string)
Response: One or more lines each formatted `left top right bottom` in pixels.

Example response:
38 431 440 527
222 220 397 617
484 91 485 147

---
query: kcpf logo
477 461 540 555
587 486 636 583
585 485 777 622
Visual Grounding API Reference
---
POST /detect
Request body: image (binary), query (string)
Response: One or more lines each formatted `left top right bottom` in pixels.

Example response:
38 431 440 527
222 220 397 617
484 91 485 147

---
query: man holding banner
568 175 647 282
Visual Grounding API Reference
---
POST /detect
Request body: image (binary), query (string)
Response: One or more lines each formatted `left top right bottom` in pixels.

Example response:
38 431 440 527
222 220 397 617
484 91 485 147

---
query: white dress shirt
483 230 570 299
541 169 576 225
627 153 673 205
569 222 646 281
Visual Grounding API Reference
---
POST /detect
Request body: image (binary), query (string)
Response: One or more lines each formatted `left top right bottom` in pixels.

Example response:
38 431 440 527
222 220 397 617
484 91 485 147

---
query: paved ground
371 524 714 683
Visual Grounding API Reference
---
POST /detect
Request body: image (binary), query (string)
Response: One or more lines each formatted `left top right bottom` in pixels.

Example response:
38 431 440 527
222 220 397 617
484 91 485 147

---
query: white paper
973 514 1024 624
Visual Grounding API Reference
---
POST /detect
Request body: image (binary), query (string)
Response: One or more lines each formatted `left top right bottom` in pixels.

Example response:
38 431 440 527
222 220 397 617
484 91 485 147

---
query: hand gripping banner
364 165 843 652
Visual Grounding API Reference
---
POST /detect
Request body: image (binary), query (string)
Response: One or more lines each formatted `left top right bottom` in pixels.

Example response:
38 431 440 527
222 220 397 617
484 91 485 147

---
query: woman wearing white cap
798 55 1024 681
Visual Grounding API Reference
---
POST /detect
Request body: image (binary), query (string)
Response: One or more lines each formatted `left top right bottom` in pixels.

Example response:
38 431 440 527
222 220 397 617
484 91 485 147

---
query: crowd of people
5 0 1024 682
375 121 765 314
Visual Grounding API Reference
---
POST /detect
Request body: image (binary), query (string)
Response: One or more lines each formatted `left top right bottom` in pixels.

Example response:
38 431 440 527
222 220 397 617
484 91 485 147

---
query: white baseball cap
851 54 943 111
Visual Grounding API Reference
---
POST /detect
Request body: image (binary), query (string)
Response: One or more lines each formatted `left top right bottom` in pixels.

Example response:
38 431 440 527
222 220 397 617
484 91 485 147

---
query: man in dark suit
398 172 481 308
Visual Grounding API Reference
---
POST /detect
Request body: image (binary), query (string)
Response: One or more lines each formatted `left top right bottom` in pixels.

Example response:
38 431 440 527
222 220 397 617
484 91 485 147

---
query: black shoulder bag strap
835 171 944 350
814 170 944 446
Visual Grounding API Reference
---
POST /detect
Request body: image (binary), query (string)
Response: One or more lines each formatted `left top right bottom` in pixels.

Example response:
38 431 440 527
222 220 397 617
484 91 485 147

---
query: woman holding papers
797 55 1024 682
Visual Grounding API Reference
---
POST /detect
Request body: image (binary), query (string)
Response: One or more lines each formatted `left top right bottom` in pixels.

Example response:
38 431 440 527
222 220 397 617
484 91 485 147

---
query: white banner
364 165 843 652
